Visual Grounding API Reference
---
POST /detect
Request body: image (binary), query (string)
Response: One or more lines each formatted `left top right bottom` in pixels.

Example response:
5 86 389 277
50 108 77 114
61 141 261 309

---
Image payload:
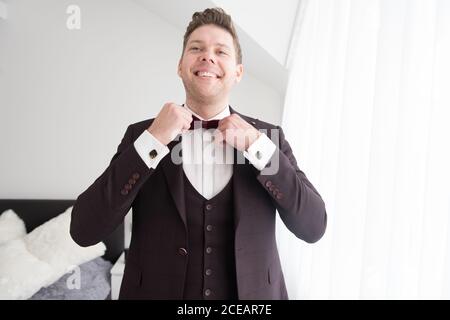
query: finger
219 116 230 125
222 117 240 130
217 120 230 131
181 113 193 124
229 115 244 128
182 118 191 131
230 113 241 122
178 110 193 124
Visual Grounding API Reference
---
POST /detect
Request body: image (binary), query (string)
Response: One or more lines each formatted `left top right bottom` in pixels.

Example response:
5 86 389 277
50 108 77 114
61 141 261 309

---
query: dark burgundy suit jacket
70 107 327 300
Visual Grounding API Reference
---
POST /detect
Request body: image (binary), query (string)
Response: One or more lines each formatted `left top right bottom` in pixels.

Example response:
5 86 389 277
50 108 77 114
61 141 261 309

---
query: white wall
0 1 7 19
212 0 300 67
0 0 282 199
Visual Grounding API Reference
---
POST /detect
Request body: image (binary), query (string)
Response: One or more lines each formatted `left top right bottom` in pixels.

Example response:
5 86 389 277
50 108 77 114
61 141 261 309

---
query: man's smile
193 68 222 79
195 71 219 78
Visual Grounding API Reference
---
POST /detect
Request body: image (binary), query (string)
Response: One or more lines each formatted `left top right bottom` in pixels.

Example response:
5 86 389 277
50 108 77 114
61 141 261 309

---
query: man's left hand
214 114 261 151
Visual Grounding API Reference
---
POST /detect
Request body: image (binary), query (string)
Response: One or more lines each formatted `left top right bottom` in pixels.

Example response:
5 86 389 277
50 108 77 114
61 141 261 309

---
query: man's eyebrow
187 40 231 49
188 40 203 45
216 43 231 50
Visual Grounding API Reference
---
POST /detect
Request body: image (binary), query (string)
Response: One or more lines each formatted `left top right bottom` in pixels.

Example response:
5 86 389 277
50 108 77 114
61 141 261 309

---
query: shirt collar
183 103 230 121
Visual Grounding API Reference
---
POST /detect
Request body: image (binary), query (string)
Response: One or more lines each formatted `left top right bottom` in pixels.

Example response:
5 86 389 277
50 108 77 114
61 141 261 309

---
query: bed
0 199 125 300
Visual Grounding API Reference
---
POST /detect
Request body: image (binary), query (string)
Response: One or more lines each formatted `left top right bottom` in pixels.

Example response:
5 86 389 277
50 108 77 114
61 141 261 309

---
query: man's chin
192 89 222 101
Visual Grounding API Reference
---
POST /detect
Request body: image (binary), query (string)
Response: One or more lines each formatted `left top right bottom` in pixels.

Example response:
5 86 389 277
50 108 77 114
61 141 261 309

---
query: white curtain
277 0 450 299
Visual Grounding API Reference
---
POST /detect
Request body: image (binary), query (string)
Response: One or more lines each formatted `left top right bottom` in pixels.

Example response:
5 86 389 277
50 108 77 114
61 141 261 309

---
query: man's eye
190 47 199 51
219 51 227 55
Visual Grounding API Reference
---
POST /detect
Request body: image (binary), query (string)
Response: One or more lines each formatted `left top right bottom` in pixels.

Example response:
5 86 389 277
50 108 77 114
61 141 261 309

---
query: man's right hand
147 103 193 146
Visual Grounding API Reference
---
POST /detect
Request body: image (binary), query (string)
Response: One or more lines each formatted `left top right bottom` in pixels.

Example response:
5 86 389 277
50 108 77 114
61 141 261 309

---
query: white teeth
196 71 217 78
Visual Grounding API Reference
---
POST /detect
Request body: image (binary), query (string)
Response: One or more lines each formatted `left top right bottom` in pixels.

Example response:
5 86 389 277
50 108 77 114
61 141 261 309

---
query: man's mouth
194 71 221 79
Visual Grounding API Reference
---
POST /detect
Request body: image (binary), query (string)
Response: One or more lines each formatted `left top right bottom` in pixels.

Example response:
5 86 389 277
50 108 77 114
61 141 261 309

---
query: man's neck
185 98 229 120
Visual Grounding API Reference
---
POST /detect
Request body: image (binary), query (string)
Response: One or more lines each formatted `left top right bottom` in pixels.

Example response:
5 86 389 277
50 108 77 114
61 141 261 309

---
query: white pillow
24 206 106 279
0 239 55 300
0 209 27 245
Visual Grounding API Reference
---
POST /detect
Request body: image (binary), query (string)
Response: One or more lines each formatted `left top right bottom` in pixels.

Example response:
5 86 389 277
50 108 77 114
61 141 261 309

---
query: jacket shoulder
125 118 155 139
130 118 154 131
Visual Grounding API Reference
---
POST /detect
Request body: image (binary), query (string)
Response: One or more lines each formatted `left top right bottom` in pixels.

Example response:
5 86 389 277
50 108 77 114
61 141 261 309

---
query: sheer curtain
277 0 450 299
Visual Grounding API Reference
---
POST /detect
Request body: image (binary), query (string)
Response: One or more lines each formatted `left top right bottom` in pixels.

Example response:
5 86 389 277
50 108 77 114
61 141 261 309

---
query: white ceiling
132 0 301 95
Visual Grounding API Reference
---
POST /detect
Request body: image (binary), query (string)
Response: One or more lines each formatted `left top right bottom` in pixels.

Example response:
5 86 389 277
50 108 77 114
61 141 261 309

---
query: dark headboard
0 199 124 263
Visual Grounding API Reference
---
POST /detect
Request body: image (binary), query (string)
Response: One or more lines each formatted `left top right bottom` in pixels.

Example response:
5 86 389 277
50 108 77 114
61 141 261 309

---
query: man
70 8 327 300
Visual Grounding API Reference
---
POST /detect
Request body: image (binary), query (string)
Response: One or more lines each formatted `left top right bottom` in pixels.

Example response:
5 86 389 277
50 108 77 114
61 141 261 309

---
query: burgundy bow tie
189 115 220 130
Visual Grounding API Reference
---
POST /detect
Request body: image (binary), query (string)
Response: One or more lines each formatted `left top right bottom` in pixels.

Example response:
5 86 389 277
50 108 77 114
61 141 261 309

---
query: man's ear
235 64 244 83
177 60 182 77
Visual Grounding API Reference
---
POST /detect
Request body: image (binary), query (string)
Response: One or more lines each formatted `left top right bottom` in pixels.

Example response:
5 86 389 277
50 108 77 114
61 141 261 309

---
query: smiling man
70 8 327 300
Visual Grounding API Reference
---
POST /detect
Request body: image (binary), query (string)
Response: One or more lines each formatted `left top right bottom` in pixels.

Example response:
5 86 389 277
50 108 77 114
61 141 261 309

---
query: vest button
206 247 212 254
206 225 213 232
178 247 188 256
205 269 212 276
204 289 211 297
205 204 213 211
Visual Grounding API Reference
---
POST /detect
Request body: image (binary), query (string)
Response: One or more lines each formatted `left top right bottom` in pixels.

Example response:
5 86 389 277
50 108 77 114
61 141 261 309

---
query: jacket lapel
161 135 187 229
232 156 251 231
230 106 261 231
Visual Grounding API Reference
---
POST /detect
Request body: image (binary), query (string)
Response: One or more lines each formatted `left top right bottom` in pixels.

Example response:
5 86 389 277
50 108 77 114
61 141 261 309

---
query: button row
121 173 140 195
204 200 213 298
178 247 213 255
264 179 283 199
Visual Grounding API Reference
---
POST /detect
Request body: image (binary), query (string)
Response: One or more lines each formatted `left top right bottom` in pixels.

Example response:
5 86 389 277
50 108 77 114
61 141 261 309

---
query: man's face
178 24 243 104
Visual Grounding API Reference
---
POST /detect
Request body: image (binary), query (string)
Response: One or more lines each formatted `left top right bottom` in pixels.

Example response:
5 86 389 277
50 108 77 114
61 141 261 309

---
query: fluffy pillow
0 239 55 300
0 209 27 245
24 206 106 283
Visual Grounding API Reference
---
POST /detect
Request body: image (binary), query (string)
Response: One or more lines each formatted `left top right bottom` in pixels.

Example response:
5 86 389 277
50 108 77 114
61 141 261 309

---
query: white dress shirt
134 105 276 200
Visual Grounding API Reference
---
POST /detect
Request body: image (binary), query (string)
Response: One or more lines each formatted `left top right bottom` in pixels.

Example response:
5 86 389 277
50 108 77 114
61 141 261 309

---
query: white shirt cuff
133 130 170 169
243 133 276 171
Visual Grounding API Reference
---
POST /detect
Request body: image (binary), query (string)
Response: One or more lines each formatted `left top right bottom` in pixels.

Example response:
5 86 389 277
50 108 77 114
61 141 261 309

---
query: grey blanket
30 257 112 300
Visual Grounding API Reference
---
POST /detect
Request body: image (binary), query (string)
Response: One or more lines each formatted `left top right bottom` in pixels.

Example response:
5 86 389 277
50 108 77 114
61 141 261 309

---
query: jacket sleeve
256 126 327 243
70 125 156 247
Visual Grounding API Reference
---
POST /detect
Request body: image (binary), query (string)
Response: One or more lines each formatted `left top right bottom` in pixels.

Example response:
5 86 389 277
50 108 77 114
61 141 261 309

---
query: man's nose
200 50 215 64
